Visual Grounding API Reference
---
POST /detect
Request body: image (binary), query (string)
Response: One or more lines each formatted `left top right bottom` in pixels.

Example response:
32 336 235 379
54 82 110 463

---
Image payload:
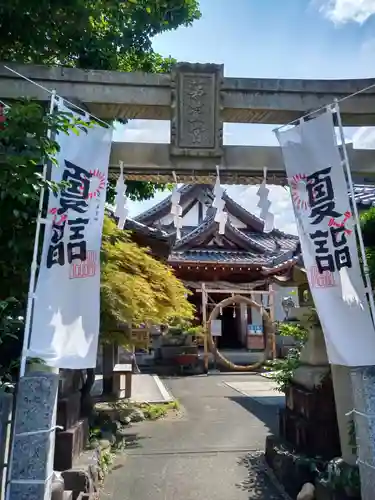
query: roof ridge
270 228 299 239
173 212 215 249
223 191 265 226
134 184 195 222
227 222 270 253
105 207 172 240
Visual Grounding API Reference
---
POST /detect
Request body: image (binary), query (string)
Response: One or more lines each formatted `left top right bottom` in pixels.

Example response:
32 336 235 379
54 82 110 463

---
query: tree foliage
0 0 201 200
360 207 375 284
0 101 92 379
278 322 308 343
0 0 202 379
0 101 195 379
100 217 194 342
0 101 89 302
0 0 200 70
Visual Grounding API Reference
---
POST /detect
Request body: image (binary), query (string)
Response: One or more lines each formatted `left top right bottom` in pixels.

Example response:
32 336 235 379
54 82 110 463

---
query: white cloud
317 0 375 24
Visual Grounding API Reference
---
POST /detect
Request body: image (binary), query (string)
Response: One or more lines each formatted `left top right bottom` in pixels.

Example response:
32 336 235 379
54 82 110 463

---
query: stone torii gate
2 61 375 184
3 61 375 498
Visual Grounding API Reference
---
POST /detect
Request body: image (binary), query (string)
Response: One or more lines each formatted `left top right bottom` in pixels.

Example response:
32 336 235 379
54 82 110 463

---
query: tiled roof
353 184 375 208
134 184 300 269
135 184 265 231
228 224 270 253
173 212 216 250
105 207 172 242
134 184 199 223
169 249 268 264
244 232 299 253
222 191 264 231
170 246 300 267
124 218 172 241
173 214 298 255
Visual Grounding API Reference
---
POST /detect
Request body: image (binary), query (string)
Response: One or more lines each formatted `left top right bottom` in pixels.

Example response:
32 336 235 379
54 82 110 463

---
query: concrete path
102 373 289 500
224 379 284 407
130 374 174 404
92 374 174 403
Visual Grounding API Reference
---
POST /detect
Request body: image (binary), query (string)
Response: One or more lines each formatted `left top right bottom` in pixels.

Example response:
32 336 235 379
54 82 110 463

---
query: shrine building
135 185 301 351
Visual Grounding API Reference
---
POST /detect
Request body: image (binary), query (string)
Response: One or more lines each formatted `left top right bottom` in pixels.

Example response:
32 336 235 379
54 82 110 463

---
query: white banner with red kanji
29 98 113 368
276 109 375 366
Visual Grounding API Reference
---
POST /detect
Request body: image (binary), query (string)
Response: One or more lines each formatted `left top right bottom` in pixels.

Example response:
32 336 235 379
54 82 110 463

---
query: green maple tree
101 217 194 343
0 102 194 383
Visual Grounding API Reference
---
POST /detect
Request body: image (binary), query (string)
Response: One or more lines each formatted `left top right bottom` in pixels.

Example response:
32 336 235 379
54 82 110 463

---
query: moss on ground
136 400 180 420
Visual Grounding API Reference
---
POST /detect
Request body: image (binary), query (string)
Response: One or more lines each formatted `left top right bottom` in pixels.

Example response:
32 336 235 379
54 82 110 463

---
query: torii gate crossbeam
2 61 375 184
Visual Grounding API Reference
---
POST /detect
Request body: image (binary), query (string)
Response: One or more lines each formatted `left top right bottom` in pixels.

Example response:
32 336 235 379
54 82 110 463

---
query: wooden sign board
211 320 222 337
247 324 265 350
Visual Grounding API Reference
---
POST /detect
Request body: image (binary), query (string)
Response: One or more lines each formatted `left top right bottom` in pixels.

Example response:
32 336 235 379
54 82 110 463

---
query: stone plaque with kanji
170 63 223 158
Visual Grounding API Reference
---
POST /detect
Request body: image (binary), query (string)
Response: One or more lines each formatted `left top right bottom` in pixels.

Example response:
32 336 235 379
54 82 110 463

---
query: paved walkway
92 374 174 403
102 374 289 500
224 379 284 406
130 374 174 404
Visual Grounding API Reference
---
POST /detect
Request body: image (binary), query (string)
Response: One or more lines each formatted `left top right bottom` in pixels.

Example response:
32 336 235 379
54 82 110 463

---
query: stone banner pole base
351 366 375 500
6 371 59 500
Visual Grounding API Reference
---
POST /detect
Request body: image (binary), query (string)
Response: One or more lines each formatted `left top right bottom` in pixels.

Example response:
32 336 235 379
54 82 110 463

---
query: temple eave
170 261 265 269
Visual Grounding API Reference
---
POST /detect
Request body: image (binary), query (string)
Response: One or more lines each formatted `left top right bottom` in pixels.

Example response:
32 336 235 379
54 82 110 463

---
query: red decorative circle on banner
290 173 309 210
88 169 106 199
78 169 106 199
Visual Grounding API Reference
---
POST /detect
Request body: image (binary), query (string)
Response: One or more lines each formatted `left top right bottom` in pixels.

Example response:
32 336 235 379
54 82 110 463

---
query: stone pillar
291 307 330 389
7 371 59 500
102 343 118 396
350 366 375 500
292 307 358 466
283 307 340 459
0 392 12 497
331 365 356 465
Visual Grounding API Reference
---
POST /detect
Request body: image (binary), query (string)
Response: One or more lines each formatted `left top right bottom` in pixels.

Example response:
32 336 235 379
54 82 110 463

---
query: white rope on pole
274 79 375 134
334 100 375 324
19 90 57 378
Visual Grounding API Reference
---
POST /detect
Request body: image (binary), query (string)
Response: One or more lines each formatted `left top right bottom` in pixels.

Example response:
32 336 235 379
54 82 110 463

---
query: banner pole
334 100 375 323
19 90 57 377
5 91 58 500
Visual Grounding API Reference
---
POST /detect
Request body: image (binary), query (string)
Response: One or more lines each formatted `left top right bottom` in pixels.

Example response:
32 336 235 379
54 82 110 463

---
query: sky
114 0 375 235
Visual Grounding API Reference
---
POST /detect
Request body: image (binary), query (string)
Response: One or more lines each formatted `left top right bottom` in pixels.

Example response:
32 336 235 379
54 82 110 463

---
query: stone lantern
266 298 341 498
